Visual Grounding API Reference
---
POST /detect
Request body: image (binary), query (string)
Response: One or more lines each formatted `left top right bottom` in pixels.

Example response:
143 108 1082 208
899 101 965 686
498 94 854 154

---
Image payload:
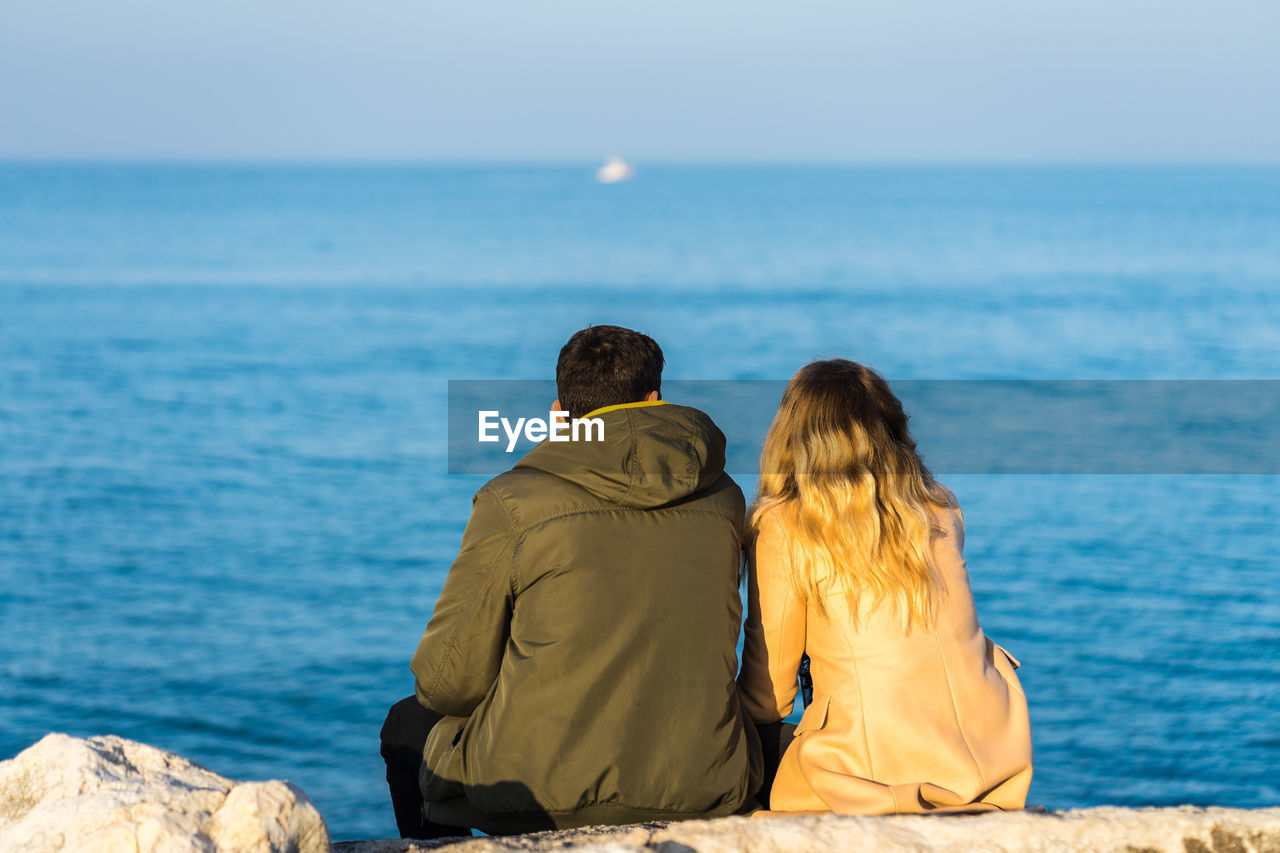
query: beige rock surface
0 733 330 853
6 734 1278 852
335 806 1280 853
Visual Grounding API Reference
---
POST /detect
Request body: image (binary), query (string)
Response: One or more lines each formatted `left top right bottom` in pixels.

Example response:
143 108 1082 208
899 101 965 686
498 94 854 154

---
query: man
380 325 762 837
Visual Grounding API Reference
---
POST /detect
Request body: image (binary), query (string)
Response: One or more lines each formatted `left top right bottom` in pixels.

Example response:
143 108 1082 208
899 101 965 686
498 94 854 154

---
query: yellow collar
582 400 671 418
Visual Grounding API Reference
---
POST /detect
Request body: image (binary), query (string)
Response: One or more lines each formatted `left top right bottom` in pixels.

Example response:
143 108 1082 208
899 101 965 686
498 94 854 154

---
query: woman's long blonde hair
751 359 955 629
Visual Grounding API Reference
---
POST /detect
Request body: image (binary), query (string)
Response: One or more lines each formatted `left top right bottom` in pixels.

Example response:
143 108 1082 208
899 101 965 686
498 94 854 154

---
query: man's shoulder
474 467 743 532
481 462 569 489
689 471 746 517
475 467 553 505
471 467 589 531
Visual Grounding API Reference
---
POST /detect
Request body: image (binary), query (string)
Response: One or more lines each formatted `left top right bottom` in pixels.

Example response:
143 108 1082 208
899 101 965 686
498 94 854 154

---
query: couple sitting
380 325 1032 838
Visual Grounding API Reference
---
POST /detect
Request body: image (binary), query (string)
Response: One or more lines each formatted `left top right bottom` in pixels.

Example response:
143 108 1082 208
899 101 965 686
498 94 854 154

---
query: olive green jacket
410 401 761 834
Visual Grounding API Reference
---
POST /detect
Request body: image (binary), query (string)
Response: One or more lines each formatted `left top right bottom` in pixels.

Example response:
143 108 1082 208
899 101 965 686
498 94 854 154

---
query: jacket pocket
993 642 1022 670
794 694 830 735
420 715 469 801
990 641 1027 701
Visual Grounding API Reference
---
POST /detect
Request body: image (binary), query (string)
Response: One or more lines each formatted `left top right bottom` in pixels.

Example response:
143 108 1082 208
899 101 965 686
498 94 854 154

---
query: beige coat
739 502 1033 814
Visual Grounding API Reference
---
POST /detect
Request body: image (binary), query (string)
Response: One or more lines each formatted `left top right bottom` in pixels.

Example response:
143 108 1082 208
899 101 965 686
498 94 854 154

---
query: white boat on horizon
595 156 634 184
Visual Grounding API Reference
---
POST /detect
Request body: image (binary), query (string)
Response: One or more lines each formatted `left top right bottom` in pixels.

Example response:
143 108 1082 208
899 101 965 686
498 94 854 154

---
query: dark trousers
379 695 796 840
379 696 466 839
754 719 797 810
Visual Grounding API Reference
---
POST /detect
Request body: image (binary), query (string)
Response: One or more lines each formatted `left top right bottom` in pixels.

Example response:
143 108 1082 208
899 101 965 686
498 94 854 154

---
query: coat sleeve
738 515 806 723
410 487 515 718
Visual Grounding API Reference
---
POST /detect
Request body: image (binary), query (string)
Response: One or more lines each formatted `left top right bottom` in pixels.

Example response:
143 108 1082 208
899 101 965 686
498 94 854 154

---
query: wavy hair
751 359 955 629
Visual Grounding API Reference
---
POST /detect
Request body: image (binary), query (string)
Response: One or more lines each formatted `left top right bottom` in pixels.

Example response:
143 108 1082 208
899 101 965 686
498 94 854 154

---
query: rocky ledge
3 734 1279 853
338 807 1280 853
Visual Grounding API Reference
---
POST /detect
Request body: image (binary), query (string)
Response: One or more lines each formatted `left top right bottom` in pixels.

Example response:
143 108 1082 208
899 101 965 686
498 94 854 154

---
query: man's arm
410 487 515 718
737 513 806 723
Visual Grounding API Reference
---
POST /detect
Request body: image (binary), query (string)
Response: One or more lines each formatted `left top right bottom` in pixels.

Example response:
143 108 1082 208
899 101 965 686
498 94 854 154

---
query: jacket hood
514 402 726 509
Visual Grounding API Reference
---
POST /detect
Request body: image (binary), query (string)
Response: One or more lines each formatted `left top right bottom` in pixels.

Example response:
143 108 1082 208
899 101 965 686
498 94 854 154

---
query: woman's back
739 501 1033 814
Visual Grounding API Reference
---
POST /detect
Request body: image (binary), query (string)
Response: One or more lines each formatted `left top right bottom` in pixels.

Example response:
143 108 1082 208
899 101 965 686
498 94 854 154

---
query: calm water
1 165 1278 839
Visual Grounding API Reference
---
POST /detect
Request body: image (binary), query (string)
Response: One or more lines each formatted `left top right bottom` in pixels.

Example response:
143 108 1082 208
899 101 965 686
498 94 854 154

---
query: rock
9 734 1277 853
0 733 330 853
334 806 1280 853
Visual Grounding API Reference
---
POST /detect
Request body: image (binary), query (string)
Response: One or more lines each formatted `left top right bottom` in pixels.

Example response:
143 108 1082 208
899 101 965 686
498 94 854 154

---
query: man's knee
381 695 441 764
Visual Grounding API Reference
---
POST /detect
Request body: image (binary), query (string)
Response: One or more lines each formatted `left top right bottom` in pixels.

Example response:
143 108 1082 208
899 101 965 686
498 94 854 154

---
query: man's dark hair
556 325 664 419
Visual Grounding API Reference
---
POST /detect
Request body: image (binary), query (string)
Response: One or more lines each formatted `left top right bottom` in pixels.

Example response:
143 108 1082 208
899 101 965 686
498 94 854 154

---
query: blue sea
1 164 1278 840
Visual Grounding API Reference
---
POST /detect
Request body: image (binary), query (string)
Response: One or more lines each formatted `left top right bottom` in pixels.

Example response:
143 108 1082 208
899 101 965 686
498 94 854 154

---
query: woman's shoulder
747 504 797 570
749 502 790 541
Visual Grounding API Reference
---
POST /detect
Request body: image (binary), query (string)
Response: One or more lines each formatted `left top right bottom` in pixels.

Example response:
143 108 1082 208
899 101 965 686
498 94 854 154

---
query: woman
739 360 1032 814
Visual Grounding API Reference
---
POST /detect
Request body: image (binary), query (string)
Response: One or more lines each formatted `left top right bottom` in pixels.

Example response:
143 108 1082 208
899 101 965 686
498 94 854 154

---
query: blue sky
2 0 1277 161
